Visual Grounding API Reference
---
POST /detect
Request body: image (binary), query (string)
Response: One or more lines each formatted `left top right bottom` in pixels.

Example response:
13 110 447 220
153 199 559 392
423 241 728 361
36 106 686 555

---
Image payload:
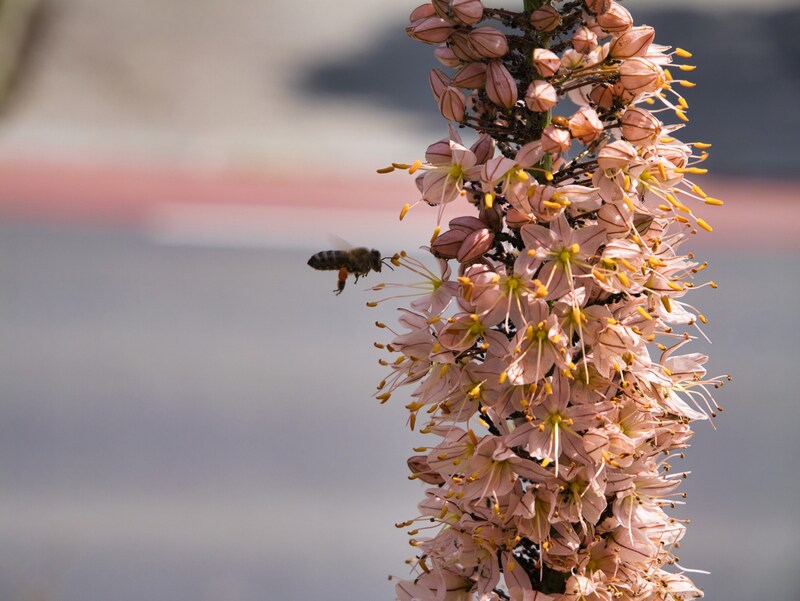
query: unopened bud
610 26 655 59
531 5 560 32
431 228 468 258
449 215 486 233
438 86 466 121
407 455 445 485
448 31 481 62
431 0 450 19
572 26 598 54
429 68 451 99
479 204 503 231
409 3 436 22
450 0 484 25
485 60 517 109
621 106 662 146
452 62 487 89
569 106 604 144
597 140 638 172
434 46 462 68
468 26 509 59
596 2 633 33
589 83 614 111
470 135 496 164
532 48 561 78
457 228 494 263
425 138 452 164
597 201 633 238
619 57 663 94
524 80 557 112
584 0 612 15
541 125 571 155
506 207 535 229
409 17 454 44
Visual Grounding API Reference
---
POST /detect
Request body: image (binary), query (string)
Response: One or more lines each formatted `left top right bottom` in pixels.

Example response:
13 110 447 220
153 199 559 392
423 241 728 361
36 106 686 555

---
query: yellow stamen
408 160 422 174
675 47 693 58
704 197 724 206
679 64 697 71
430 226 441 243
696 218 713 232
637 307 653 321
694 142 712 149
399 203 410 220
485 192 495 209
675 110 689 122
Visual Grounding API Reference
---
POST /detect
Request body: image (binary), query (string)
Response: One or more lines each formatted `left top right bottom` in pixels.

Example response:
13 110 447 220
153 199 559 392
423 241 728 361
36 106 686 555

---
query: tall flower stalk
372 2 727 599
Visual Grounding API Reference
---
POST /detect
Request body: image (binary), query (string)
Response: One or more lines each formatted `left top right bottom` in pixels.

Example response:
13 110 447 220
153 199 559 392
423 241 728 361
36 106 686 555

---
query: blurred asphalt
0 1 799 600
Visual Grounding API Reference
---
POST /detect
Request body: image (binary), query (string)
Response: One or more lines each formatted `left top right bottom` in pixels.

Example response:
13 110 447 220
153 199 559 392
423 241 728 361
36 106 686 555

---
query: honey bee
307 247 386 295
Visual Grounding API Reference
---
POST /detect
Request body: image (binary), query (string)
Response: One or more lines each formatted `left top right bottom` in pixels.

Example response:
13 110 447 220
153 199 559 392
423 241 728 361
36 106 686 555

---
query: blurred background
0 1 798 600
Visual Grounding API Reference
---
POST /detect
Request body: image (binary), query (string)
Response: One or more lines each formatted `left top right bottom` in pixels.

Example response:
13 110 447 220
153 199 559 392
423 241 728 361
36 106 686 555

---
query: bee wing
328 234 354 251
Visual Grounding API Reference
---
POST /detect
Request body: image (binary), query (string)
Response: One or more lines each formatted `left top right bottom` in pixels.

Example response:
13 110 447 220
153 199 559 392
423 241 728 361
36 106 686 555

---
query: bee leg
335 267 348 295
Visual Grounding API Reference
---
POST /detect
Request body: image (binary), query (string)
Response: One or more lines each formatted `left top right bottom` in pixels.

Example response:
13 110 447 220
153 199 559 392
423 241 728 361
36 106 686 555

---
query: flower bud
531 5 560 32
479 204 503 231
434 46 462 68
569 106 604 144
584 0 612 15
409 17 453 44
470 135 495 164
457 228 494 263
485 60 517 109
431 0 450 19
618 57 663 94
572 26 598 54
589 83 614 111
449 215 486 233
425 138 452 164
438 86 466 121
407 455 445 485
597 140 638 172
506 207 535 229
409 4 436 22
541 125 571 155
596 3 632 33
621 106 661 146
452 62 487 88
598 202 633 238
532 48 560 77
450 0 484 25
468 27 509 59
448 31 481 62
524 80 557 112
429 68 450 99
431 228 467 258
610 26 655 59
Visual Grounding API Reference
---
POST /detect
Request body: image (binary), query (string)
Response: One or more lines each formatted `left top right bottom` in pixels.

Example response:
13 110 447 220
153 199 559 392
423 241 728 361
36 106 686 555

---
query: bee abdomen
307 250 349 271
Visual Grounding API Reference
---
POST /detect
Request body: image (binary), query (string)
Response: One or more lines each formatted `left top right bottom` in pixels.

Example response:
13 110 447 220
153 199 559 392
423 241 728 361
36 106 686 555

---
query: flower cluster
373 2 727 600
